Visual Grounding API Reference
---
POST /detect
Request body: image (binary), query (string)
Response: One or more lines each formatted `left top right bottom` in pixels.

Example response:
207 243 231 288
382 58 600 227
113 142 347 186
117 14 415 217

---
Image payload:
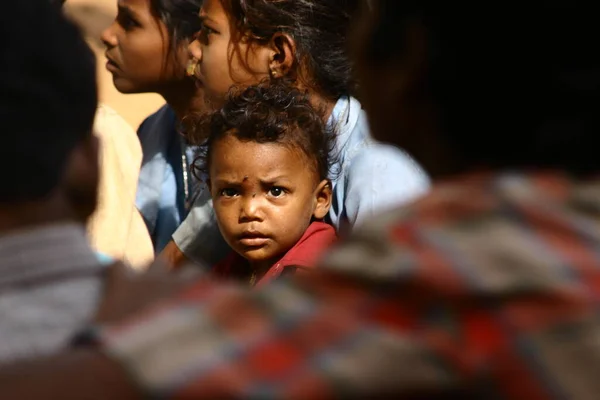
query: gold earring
186 59 198 77
270 69 278 78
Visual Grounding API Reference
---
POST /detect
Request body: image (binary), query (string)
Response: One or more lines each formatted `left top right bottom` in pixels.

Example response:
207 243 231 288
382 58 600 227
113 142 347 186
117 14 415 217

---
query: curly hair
192 81 337 181
220 0 360 101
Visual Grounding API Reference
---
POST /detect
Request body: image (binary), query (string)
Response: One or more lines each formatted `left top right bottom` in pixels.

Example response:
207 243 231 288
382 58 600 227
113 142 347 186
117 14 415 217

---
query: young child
164 0 430 269
197 82 337 287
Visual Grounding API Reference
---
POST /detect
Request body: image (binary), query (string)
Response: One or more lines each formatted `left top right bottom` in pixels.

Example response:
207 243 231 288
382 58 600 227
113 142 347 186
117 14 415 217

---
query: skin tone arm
159 240 191 270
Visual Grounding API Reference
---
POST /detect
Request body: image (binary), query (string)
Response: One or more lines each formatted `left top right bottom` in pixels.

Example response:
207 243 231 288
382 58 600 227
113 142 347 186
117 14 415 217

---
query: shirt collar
328 96 363 153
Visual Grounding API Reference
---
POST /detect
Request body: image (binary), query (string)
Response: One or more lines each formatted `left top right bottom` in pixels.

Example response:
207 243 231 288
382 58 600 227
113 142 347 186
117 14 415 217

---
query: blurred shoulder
94 104 135 138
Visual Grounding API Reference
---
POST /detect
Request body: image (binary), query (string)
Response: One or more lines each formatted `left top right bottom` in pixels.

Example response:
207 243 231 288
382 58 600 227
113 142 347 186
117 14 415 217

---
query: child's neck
160 82 204 121
249 255 282 282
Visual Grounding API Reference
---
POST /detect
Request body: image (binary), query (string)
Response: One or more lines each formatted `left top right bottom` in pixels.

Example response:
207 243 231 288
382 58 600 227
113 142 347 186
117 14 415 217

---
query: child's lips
106 60 119 73
238 232 270 247
105 54 120 72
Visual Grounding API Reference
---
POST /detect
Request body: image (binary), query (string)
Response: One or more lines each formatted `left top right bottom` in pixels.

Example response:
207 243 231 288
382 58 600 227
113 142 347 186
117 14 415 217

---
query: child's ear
268 32 296 79
313 179 332 220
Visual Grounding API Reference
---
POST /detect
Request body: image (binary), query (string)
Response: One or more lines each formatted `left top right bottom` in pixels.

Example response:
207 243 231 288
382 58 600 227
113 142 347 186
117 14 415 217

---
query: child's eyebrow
213 177 242 186
259 176 292 185
213 176 292 186
117 4 141 20
198 14 218 25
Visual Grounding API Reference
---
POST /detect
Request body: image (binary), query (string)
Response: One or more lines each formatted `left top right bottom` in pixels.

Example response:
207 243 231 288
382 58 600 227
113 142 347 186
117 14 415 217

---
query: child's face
210 133 331 270
187 0 272 108
101 0 188 94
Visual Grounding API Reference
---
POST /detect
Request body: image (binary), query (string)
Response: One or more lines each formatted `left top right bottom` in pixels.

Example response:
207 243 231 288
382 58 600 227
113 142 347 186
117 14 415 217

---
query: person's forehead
200 0 227 20
214 136 301 163
211 136 316 179
118 0 151 12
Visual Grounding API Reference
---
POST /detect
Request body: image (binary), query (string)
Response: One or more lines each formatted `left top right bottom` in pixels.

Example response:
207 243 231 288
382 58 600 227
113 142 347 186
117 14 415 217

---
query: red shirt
212 221 337 288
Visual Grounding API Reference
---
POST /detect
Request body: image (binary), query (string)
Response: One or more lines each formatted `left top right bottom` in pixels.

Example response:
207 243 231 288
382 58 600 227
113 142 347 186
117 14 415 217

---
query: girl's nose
101 23 118 49
188 37 202 61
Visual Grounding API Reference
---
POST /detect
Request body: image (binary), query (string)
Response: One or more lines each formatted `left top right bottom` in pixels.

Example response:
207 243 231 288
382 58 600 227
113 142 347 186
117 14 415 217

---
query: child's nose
100 24 118 49
239 196 264 222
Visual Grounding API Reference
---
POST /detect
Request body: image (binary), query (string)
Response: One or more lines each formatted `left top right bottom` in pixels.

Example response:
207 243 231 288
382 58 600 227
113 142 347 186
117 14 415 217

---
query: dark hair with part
222 0 360 101
192 81 336 181
150 0 203 54
1 0 97 202
366 1 600 176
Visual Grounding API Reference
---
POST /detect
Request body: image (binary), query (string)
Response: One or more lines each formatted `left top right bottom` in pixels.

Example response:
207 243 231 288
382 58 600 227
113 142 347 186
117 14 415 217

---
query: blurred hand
94 259 204 325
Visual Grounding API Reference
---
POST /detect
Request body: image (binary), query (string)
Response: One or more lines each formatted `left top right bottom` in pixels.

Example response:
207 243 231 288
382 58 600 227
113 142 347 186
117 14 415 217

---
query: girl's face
102 0 188 94
187 0 272 108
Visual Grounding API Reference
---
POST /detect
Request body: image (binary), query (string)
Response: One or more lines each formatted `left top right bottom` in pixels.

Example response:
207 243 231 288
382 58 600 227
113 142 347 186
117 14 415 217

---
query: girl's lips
105 60 119 72
104 53 120 72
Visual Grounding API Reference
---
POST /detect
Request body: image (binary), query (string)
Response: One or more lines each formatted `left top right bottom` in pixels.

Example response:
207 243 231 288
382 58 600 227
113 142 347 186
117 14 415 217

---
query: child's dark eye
269 187 285 197
117 13 139 31
199 19 218 35
220 188 238 198
196 23 217 43
202 25 216 35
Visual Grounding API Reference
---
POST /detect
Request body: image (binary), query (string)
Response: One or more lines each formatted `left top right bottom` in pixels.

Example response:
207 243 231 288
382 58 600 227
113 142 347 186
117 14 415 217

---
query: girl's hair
150 0 203 54
192 80 337 182
222 0 360 101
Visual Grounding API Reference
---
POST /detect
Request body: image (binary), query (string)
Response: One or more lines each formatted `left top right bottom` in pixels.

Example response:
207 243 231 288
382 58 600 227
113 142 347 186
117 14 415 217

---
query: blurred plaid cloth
97 171 600 399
